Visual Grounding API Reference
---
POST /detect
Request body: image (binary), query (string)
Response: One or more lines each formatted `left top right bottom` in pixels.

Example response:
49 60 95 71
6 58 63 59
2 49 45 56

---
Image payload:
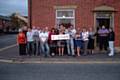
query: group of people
17 24 115 57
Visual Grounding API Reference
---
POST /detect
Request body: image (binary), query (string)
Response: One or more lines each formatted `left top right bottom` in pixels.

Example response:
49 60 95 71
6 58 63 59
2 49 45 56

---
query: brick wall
28 0 120 47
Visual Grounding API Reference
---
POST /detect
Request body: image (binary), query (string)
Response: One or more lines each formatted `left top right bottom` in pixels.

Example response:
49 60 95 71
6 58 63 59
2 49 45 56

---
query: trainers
51 53 55 56
108 53 114 56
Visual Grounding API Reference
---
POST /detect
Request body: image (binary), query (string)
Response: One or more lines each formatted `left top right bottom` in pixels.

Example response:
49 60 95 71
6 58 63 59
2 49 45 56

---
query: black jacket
108 31 115 41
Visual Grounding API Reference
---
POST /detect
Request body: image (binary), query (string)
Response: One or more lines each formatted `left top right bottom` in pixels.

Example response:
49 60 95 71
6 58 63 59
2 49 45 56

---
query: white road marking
0 44 17 52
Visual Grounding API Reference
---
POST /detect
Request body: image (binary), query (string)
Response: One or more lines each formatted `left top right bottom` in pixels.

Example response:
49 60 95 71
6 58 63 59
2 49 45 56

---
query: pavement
0 44 120 63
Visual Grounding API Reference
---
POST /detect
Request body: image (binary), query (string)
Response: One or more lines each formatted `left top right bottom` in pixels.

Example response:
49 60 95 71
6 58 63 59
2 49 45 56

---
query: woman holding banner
48 28 57 56
57 29 65 56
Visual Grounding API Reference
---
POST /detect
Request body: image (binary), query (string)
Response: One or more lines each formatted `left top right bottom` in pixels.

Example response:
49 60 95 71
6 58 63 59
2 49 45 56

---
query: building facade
0 15 12 33
28 0 120 47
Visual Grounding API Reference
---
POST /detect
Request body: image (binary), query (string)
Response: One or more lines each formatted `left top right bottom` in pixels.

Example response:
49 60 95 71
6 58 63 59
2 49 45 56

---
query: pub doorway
96 18 110 29
94 12 114 48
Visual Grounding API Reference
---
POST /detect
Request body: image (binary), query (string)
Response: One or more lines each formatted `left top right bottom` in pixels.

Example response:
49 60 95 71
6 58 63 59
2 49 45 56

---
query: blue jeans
108 41 114 56
66 39 75 55
40 42 50 56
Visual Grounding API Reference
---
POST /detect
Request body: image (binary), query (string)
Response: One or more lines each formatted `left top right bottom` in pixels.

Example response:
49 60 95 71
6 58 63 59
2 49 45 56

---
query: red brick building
28 0 120 47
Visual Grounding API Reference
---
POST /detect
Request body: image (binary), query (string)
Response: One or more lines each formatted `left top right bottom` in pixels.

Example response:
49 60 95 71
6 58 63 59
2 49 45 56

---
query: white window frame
56 9 75 28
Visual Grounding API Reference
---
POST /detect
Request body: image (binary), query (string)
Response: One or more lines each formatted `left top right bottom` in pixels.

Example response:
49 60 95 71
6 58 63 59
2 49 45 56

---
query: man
39 27 50 57
32 27 40 56
66 26 76 56
26 28 34 56
98 25 109 51
108 28 115 56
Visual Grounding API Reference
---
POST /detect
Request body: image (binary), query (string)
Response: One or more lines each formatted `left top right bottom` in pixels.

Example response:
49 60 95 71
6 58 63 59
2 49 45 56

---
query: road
0 62 120 80
0 34 16 49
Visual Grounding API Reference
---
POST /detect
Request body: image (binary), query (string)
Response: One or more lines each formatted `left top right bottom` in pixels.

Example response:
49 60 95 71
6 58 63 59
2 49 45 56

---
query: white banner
51 34 70 40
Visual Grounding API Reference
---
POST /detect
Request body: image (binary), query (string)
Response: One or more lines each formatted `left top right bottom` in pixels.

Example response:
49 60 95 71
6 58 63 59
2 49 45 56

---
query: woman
17 29 27 56
48 28 57 56
81 28 89 55
74 28 82 56
108 28 115 56
88 28 95 54
57 30 65 56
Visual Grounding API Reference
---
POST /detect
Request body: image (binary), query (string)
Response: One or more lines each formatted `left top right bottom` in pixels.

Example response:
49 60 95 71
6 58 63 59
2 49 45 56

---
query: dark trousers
27 42 33 56
83 40 88 55
19 44 26 56
50 45 56 55
99 36 108 51
33 41 40 55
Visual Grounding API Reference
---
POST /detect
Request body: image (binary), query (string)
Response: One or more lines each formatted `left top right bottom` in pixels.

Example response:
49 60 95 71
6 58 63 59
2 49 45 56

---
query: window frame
55 9 75 28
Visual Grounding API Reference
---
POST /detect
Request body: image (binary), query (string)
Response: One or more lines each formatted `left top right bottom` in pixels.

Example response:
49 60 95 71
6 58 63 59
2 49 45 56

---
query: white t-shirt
82 31 89 41
71 29 76 34
65 29 76 39
27 31 34 42
39 32 49 43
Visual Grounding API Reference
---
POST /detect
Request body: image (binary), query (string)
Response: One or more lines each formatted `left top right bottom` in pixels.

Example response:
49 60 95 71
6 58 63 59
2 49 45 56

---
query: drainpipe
29 0 32 28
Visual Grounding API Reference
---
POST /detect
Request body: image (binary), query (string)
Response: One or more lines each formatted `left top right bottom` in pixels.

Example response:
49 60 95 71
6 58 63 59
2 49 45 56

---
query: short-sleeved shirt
39 32 49 43
27 31 34 42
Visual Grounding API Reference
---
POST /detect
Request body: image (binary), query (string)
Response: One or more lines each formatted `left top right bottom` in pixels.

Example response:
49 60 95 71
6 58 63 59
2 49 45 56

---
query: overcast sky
0 0 28 16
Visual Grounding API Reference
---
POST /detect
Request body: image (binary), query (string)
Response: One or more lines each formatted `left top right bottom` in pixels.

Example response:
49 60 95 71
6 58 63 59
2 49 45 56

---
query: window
56 9 75 28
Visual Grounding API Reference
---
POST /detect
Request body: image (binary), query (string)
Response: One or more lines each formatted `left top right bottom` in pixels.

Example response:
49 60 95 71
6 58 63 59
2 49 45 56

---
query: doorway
96 18 110 29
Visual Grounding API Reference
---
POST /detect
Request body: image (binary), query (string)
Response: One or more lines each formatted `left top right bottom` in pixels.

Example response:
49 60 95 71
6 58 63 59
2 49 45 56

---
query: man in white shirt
39 27 50 57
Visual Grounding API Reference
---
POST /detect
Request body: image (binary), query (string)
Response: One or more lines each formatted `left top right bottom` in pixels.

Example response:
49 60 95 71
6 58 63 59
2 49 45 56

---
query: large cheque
51 34 70 40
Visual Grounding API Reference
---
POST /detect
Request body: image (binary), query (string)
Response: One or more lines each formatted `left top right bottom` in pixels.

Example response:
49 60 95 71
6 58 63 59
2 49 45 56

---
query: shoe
83 54 87 56
51 53 55 56
72 55 76 57
77 55 81 57
44 55 48 58
108 53 114 56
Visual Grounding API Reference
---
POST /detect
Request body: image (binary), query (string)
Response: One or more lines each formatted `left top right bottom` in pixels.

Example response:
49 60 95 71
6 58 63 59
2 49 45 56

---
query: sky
0 0 28 16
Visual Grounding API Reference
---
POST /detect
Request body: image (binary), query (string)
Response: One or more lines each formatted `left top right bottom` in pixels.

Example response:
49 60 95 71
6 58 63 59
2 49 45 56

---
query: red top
17 32 26 44
48 32 56 44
